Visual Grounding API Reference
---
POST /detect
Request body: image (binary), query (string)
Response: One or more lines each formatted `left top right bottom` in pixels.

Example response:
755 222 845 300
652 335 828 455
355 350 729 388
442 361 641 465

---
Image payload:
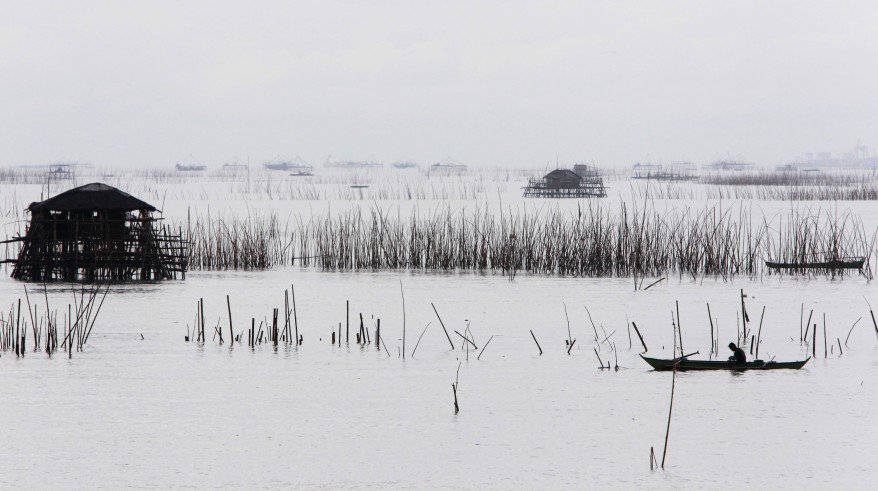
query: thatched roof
28 183 156 212
544 169 582 181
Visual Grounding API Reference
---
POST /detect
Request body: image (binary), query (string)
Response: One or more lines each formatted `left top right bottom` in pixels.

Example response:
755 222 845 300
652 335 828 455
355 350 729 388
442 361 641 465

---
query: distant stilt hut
523 167 607 198
7 183 188 281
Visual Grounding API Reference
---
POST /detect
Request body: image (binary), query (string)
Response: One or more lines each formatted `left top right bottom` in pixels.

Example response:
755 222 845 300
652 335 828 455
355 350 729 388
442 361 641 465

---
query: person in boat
727 342 746 363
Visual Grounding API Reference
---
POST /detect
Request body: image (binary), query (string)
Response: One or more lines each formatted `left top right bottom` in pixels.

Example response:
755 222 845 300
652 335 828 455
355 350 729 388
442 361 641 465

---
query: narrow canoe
640 355 810 371
765 258 864 270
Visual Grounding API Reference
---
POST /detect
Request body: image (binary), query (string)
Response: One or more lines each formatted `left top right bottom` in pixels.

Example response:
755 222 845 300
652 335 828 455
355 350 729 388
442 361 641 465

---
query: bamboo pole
400 282 406 360
632 322 648 352
431 303 455 350
661 322 678 469
530 329 543 355
754 306 765 360
291 284 299 345
227 295 234 343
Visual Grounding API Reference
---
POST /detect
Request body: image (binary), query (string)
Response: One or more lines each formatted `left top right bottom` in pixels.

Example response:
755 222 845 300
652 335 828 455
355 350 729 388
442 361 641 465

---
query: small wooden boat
765 258 864 270
640 354 810 371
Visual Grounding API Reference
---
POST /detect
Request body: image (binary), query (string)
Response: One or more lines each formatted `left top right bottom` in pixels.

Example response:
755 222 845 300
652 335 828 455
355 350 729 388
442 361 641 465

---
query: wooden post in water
227 295 234 344
823 313 827 358
675 301 683 357
273 308 279 347
661 324 678 469
284 290 289 342
799 304 804 343
755 306 765 360
707 303 715 354
740 289 748 339
68 303 72 359
804 310 814 346
870 310 878 341
376 319 381 350
812 323 817 357
291 284 299 346
199 298 205 343
16 298 21 357
400 281 406 360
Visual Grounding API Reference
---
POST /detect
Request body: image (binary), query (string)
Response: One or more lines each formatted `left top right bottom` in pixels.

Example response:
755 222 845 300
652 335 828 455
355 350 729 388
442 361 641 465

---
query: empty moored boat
764 257 864 270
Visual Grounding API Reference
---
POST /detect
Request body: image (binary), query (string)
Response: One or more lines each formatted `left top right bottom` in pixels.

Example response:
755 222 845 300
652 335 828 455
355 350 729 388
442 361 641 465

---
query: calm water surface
1 267 875 489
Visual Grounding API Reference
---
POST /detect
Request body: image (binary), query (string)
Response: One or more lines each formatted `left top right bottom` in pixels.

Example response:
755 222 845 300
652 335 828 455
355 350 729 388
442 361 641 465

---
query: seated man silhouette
727 342 746 363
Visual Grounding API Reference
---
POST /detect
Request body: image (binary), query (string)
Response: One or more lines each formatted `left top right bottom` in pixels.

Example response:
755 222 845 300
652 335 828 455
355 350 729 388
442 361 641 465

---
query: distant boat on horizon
175 163 206 172
264 156 313 175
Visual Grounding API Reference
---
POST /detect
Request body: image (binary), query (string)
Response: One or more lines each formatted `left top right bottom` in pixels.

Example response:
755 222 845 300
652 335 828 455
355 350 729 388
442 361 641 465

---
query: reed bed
185 209 288 270
699 169 878 187
0 284 108 356
182 202 876 278
630 181 878 201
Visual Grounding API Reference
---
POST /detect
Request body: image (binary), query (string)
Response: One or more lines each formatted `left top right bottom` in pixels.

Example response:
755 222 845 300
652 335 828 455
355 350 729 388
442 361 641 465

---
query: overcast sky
1 1 876 168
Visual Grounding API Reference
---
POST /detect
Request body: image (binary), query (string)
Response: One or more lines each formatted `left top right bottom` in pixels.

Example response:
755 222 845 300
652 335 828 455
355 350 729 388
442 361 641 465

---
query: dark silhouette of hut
6 183 188 281
523 167 607 198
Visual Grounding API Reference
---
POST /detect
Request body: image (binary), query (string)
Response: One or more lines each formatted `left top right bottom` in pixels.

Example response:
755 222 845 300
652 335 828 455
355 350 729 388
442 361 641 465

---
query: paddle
674 350 699 361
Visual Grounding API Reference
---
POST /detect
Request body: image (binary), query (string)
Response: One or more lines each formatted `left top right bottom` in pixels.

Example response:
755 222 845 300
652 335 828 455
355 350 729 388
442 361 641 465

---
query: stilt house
7 183 187 281
523 167 607 198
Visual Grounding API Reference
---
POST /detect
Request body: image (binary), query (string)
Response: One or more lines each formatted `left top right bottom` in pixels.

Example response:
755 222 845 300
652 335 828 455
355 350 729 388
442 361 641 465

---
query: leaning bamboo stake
563 302 572 346
584 306 600 343
845 317 862 346
23 286 36 349
530 329 543 355
431 303 455 350
870 310 878 341
291 284 299 345
754 306 765 360
83 284 110 345
803 310 814 346
643 277 666 291
455 330 478 350
411 322 431 358
593 348 604 368
632 322 648 353
477 335 494 360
